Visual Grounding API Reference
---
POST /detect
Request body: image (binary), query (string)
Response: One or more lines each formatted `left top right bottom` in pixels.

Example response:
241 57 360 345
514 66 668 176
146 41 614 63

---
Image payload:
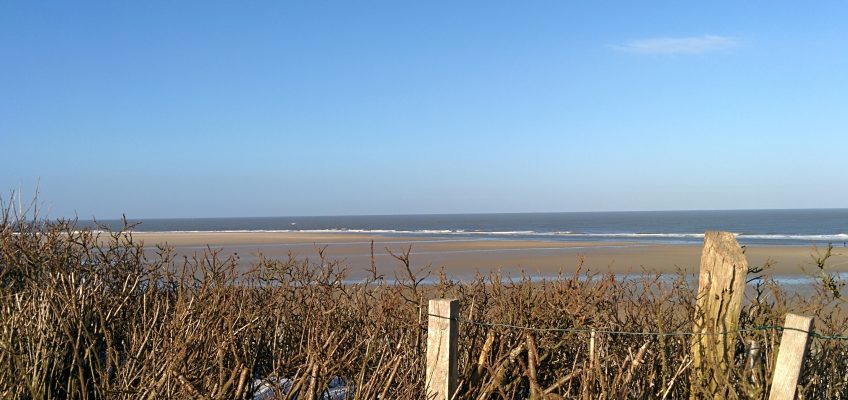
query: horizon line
80 207 848 221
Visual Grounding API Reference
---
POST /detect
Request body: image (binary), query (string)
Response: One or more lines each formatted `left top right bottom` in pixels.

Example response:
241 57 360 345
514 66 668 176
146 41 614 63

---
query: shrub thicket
1 207 846 399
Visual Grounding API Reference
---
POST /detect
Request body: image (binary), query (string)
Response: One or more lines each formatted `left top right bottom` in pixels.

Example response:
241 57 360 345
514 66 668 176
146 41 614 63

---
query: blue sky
2 1 847 218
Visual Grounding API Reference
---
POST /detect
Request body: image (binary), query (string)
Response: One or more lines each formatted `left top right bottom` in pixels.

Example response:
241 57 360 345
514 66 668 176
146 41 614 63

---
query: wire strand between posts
425 313 848 341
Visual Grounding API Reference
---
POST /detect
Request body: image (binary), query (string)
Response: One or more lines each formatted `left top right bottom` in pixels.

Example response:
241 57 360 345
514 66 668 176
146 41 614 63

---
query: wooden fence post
426 299 458 400
589 329 597 370
768 314 813 400
690 231 748 399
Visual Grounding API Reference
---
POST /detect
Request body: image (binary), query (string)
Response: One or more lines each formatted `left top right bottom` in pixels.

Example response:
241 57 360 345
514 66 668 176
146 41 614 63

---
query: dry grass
1 207 847 399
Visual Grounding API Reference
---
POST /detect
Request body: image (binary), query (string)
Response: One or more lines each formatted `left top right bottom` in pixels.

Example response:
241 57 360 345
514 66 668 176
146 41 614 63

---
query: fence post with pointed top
768 314 813 400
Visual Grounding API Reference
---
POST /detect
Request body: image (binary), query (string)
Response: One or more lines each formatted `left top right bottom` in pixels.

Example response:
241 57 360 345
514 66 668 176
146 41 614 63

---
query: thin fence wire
426 313 848 341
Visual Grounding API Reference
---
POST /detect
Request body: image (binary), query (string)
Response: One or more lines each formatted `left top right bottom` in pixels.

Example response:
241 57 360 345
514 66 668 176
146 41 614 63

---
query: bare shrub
1 206 846 398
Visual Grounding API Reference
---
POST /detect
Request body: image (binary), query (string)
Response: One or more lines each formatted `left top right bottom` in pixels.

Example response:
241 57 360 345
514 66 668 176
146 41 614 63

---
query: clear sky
2 1 847 218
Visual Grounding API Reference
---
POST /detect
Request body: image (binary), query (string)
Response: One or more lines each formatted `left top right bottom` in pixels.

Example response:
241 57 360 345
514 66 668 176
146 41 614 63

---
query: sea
87 209 848 247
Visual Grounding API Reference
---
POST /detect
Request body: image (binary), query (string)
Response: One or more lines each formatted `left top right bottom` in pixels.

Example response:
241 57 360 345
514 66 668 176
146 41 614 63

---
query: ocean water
86 209 848 246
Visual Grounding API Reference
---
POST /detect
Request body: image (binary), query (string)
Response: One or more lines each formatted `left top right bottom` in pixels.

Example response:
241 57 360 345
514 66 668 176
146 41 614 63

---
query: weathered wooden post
588 329 597 370
426 299 458 400
690 231 748 399
768 314 813 400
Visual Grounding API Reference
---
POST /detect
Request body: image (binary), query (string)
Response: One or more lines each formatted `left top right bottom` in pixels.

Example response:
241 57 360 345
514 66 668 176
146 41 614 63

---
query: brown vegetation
1 207 847 398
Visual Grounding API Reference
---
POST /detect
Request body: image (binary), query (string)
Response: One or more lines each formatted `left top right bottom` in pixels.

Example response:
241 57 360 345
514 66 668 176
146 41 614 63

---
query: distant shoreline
79 209 848 247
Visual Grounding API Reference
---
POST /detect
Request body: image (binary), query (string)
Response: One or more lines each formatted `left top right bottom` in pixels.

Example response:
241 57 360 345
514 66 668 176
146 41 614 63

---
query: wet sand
132 232 848 280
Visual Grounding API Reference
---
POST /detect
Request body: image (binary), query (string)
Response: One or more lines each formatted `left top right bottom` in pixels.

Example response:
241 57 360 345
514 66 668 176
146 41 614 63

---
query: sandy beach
132 231 848 280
